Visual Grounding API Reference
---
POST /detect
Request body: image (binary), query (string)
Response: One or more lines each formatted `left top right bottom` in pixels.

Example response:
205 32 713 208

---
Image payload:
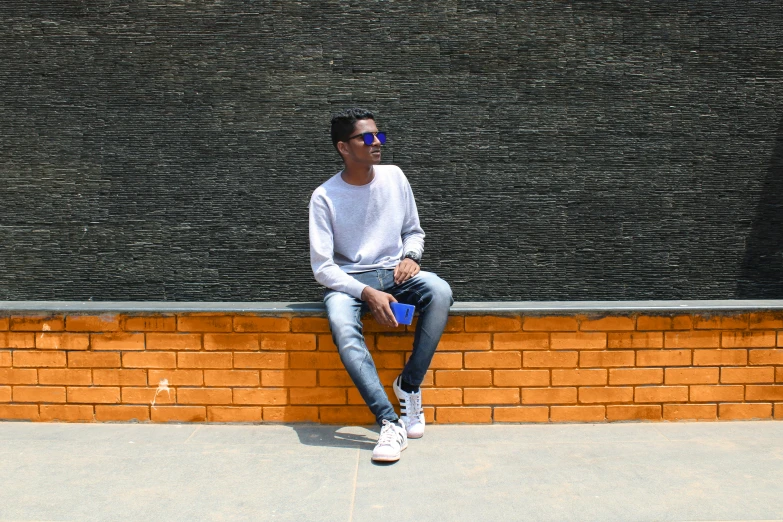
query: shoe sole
371 441 408 462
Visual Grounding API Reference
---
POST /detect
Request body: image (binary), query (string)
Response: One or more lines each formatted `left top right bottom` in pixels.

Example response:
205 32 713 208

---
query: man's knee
420 273 453 307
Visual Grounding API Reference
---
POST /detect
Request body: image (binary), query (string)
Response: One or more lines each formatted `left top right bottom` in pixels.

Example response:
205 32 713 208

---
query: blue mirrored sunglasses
347 131 387 146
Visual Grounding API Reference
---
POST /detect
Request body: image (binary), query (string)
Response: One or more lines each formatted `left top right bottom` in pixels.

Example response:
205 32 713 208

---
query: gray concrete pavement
1 421 782 522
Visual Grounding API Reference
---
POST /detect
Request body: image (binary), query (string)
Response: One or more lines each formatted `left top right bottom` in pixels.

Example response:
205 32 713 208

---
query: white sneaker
393 375 425 439
372 419 408 462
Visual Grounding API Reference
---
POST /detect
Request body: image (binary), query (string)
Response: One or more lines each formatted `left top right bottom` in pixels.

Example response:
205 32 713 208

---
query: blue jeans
324 270 453 426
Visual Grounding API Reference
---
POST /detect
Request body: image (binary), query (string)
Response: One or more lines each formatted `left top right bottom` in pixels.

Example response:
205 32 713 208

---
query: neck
341 163 375 186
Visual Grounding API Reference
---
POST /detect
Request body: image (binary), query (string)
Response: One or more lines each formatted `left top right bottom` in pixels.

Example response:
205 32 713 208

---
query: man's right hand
361 287 399 328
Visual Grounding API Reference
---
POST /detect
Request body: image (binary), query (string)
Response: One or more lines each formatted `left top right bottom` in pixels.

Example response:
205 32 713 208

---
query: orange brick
348 387 394 406
233 388 288 405
494 406 549 422
493 369 549 387
95 405 150 421
690 385 744 402
437 333 491 351
204 333 259 351
204 370 260 387
177 315 232 332
636 315 681 331
579 351 634 367
778 367 783 383
261 333 316 351
13 351 66 367
122 387 176 405
409 315 464 334
122 352 176 369
779 332 783 347
525 351 578 368
579 387 633 404
289 388 346 405
552 369 607 386
291 317 331 333
36 333 90 350
39 369 92 386
745 385 783 401
376 334 414 351
317 334 338 351
0 368 38 385
372 352 404 369
634 386 688 403
91 332 145 351
693 349 747 366
179 352 234 369
263 406 319 422
422 388 463 405
145 333 202 351
361 317 401 333
13 386 66 403
316 370 353 387
178 388 232 405
437 406 492 423
0 386 9 402
663 404 717 421
551 405 606 422
522 387 577 404
749 349 783 365
233 316 290 332
122 316 176 332
93 369 148 386
579 316 635 331
721 367 775 384
207 406 262 422
151 406 206 422
609 368 663 385
67 387 120 404
722 331 776 348
68 352 121 368
0 404 40 420
523 316 578 331
319 406 375 424
148 369 201 386
636 350 691 367
608 332 663 349
749 312 783 330
429 352 463 369
0 332 35 348
465 352 521 369
776 403 783 420
289 352 342 370
66 315 120 332
0 317 7 330
664 368 719 385
464 388 519 405
262 370 317 387
665 331 720 349
493 332 549 351
693 314 748 330
719 403 771 420
40 404 94 422
465 315 521 332
0 351 9 367
607 405 661 421
11 315 64 331
433 370 489 388
551 332 607 350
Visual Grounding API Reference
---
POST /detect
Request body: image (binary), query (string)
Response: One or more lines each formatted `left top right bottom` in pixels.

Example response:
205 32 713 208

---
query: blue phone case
389 302 415 325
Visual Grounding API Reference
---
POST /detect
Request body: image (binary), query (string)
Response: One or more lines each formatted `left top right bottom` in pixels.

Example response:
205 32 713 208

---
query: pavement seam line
348 448 360 522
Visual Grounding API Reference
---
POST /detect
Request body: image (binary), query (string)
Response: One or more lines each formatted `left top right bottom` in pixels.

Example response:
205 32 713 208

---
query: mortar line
348 448 360 522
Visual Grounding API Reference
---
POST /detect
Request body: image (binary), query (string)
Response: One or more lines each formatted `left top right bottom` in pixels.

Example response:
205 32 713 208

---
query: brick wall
1 310 782 424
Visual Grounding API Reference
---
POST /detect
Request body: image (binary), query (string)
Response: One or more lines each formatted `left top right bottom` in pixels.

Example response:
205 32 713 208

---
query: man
309 108 453 462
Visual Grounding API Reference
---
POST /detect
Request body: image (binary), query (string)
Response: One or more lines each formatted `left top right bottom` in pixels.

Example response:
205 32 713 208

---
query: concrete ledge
3 299 783 314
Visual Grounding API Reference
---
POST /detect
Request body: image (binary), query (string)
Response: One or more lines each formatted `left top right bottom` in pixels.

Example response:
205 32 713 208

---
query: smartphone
389 302 415 325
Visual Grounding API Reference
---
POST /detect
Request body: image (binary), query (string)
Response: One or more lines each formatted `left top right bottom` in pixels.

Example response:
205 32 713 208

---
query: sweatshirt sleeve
309 192 368 299
399 170 425 258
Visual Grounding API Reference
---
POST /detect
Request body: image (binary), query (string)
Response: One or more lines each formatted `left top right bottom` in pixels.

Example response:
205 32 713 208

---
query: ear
336 140 350 158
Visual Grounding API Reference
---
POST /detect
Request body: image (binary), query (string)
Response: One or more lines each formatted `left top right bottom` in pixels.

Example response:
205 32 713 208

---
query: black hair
330 108 375 155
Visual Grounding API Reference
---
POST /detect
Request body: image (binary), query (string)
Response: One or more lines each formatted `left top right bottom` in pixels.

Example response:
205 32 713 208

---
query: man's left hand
394 258 420 285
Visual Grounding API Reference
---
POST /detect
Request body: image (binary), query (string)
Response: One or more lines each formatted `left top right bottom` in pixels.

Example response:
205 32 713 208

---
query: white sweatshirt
308 164 425 299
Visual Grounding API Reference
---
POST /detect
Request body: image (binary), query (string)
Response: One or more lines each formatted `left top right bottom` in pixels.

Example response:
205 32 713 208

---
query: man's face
338 118 382 166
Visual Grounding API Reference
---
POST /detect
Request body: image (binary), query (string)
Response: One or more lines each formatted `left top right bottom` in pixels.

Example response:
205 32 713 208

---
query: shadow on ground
291 424 377 450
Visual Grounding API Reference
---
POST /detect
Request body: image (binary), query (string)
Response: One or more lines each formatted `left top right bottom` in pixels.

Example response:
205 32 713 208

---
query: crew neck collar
338 166 378 188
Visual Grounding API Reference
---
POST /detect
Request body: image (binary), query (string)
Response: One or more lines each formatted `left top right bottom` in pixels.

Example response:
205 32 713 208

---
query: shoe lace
407 392 423 423
377 420 399 446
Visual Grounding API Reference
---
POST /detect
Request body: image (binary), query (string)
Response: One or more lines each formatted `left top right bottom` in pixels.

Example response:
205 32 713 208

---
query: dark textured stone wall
1 1 782 301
